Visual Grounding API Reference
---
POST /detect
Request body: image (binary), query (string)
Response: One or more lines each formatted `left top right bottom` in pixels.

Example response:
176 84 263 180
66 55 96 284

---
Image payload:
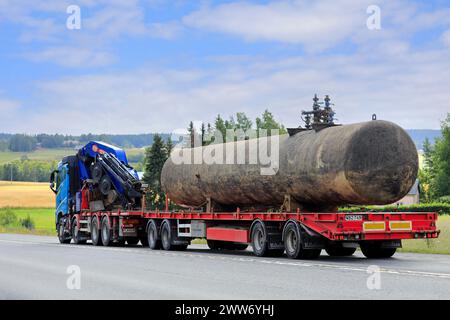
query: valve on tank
301 94 337 130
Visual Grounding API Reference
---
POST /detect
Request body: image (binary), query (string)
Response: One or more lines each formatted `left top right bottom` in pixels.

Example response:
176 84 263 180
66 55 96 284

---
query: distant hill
0 130 442 151
406 130 441 150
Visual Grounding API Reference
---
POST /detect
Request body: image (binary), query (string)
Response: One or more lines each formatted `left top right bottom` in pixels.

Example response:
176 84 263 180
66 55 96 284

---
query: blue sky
0 0 449 134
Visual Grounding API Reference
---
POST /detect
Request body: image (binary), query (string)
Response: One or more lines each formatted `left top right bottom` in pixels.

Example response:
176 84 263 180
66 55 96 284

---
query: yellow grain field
0 181 54 208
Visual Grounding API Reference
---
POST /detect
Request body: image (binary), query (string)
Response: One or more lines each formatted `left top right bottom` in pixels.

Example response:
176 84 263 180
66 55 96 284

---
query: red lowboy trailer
67 205 440 259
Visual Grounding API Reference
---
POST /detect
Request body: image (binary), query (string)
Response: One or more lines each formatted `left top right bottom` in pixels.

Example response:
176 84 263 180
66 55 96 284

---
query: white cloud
5 39 448 135
0 0 183 67
441 29 450 47
183 0 372 51
25 46 115 67
0 97 22 130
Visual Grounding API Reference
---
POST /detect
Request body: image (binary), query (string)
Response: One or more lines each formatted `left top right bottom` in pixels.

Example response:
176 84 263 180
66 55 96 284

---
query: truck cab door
55 164 70 218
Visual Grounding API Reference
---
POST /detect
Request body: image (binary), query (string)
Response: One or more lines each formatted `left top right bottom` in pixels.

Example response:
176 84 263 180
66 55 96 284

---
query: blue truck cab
50 157 78 231
50 141 142 243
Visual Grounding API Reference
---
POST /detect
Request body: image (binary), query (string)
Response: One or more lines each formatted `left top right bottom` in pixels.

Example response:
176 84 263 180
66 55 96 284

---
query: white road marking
1 238 450 280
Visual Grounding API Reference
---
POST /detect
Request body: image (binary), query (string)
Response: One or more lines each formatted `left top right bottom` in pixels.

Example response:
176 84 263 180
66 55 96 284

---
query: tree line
187 110 287 147
419 114 450 202
0 133 172 152
0 159 58 182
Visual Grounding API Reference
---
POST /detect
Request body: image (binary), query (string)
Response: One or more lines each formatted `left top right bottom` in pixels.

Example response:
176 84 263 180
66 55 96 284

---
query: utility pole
10 165 13 184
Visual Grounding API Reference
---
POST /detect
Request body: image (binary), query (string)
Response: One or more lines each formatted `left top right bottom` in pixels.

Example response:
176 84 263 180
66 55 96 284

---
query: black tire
361 243 397 259
160 221 173 251
147 221 161 249
90 163 103 183
71 218 86 245
325 246 357 257
91 216 102 246
101 217 112 246
57 217 71 244
283 222 321 260
251 222 270 257
126 238 139 246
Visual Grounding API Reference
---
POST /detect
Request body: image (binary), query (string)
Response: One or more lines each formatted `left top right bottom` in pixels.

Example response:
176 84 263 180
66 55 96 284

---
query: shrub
339 203 450 215
438 195 450 204
20 215 35 230
0 209 18 226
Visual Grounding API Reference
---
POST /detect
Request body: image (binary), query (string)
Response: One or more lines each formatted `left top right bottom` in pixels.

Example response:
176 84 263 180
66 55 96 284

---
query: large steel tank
161 120 418 210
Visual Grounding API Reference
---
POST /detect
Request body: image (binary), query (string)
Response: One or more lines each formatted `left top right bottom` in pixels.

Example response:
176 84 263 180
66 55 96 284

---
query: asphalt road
0 233 449 299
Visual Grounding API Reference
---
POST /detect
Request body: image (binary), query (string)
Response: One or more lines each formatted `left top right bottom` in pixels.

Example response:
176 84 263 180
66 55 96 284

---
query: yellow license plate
389 221 412 231
363 221 386 232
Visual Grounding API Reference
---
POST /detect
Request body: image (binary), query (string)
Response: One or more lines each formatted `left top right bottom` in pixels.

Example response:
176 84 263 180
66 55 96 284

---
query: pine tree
256 109 287 136
143 134 168 209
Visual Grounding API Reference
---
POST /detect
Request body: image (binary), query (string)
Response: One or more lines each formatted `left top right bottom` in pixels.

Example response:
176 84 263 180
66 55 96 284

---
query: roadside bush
20 215 35 230
0 209 18 226
339 203 450 215
438 196 450 204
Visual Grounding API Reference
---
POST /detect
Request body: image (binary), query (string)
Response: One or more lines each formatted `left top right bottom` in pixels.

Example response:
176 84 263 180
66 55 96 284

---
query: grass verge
398 215 450 254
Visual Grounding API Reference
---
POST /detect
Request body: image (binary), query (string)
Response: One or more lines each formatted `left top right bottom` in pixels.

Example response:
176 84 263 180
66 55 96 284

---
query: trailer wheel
57 217 71 244
283 222 321 259
72 218 86 245
160 221 173 251
101 217 112 246
91 216 103 246
147 220 161 250
251 222 270 257
325 245 356 257
361 243 397 259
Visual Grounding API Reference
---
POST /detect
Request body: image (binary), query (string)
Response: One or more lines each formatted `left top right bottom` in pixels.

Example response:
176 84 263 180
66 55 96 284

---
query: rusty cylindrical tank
161 120 418 210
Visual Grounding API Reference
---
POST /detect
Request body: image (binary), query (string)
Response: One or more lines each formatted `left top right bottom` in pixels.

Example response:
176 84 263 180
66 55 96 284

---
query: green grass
0 207 55 236
398 215 450 254
0 148 73 164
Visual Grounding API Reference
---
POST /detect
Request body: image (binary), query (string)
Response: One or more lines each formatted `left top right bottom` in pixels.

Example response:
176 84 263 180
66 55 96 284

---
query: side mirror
49 170 58 194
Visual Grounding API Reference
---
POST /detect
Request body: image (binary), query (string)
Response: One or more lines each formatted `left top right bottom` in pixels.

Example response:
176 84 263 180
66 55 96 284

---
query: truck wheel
72 218 86 245
91 216 103 246
251 222 270 257
147 221 161 250
57 217 71 244
283 222 321 259
101 217 112 246
325 245 357 257
361 243 396 258
160 221 173 251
